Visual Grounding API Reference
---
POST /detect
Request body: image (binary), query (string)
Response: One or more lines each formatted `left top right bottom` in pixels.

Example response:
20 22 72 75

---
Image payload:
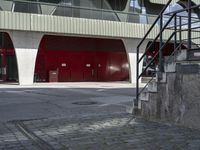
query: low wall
142 71 200 130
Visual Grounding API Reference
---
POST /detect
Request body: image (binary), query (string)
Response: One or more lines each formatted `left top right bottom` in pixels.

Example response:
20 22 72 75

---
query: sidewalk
0 82 139 89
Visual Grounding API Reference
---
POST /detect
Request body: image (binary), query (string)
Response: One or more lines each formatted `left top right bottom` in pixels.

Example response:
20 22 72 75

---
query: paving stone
3 113 198 150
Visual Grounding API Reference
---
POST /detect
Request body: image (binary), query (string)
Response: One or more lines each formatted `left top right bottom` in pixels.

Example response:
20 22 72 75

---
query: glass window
52 0 72 17
143 0 164 15
106 0 128 11
38 0 61 4
0 1 13 11
129 0 142 13
14 1 42 14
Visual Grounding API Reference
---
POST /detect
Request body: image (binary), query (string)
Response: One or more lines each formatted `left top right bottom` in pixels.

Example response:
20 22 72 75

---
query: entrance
0 32 18 83
35 35 130 82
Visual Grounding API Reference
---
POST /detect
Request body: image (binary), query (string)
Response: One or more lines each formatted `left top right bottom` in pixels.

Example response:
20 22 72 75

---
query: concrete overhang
0 11 199 44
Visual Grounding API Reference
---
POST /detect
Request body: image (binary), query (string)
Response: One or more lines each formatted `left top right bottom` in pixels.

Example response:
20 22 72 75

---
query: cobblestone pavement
1 113 200 150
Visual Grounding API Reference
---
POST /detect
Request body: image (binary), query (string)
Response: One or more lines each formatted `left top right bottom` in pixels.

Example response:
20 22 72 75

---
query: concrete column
123 39 149 84
9 31 43 85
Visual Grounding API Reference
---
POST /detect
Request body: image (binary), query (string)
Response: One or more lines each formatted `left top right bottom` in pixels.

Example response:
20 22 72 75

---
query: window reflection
14 1 42 14
52 0 72 17
0 0 160 24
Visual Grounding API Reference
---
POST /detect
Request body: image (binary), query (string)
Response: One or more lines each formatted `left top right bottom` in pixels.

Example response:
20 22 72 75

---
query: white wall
123 39 149 84
8 31 43 85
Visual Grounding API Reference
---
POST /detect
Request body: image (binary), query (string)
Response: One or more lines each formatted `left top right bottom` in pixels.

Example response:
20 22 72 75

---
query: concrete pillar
123 39 149 84
9 31 43 85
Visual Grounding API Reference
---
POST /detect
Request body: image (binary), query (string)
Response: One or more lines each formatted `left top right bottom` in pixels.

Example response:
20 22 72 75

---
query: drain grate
72 101 98 105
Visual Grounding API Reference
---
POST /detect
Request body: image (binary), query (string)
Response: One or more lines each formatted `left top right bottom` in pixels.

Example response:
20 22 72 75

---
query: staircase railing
134 0 200 114
135 0 172 113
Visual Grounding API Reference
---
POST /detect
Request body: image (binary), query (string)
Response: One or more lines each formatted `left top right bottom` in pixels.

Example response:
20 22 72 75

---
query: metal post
174 14 177 50
179 16 182 49
134 46 139 115
159 14 163 73
188 0 192 50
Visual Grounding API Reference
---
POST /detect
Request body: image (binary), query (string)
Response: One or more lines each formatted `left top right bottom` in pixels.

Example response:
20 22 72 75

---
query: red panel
35 35 130 82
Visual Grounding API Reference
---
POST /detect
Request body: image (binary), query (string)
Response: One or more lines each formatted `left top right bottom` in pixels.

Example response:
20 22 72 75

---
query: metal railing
134 0 173 114
135 0 200 114
0 0 158 24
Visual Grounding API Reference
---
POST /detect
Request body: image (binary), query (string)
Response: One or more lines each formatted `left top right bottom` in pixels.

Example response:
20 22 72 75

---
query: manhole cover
72 101 98 105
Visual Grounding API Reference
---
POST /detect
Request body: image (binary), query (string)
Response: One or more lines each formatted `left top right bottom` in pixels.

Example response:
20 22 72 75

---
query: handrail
135 0 200 115
138 31 176 80
134 0 173 114
138 13 176 65
137 0 173 49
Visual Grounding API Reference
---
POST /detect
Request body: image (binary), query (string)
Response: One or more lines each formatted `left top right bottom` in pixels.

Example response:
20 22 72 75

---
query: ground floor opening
0 32 18 83
34 35 130 82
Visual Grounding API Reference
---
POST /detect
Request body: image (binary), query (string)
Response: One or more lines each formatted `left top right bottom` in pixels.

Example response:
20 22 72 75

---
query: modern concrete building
0 0 199 85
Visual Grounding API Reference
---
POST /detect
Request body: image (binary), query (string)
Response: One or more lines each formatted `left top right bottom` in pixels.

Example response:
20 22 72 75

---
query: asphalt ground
0 82 199 150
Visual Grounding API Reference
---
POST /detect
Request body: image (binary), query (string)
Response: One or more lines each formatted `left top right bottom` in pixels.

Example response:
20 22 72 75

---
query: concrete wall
142 71 200 130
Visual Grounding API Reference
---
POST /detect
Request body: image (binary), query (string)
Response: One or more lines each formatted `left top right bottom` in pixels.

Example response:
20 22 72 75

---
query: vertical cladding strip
60 18 63 32
53 16 57 33
111 21 115 37
7 12 10 29
105 21 109 36
127 24 131 38
90 19 94 36
0 11 4 29
44 16 48 32
70 17 73 34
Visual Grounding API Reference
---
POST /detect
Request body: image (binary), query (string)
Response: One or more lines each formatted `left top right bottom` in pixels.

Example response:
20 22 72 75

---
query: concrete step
176 62 200 74
163 49 187 73
139 91 149 101
147 81 157 92
164 61 176 73
141 77 156 83
137 91 149 109
176 49 187 61
188 49 200 61
156 72 167 83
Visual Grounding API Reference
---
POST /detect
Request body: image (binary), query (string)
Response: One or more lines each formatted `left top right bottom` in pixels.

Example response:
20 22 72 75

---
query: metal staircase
134 0 200 114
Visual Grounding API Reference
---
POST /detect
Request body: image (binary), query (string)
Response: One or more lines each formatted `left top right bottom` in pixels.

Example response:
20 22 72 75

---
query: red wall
35 35 129 82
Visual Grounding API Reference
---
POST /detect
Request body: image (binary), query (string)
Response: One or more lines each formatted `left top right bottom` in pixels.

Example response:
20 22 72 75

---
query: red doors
96 52 108 81
83 54 95 81
58 56 71 82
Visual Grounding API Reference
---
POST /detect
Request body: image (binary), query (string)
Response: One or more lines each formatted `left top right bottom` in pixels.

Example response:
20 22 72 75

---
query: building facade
0 0 199 85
